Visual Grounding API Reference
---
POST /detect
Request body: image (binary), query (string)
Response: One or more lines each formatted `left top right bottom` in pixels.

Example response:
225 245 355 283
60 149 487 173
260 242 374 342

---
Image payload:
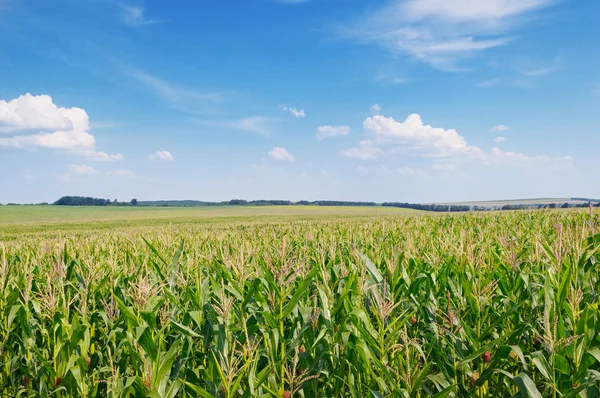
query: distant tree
131 199 138 206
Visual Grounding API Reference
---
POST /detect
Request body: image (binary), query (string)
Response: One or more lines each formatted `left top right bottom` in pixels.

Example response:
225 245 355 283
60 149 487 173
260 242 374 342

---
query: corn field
1 210 599 397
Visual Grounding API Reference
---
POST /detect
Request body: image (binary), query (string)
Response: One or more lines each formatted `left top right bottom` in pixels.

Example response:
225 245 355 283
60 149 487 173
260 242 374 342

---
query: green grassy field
0 205 421 225
442 198 583 207
1 207 599 397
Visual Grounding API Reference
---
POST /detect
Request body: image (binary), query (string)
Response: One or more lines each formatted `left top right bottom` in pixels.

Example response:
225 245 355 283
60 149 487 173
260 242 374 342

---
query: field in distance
0 204 422 225
441 198 591 207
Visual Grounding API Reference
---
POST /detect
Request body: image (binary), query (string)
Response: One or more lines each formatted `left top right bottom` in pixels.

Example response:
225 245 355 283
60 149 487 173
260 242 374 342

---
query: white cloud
234 117 271 135
374 73 407 85
149 150 175 161
131 71 222 105
0 93 122 160
121 5 157 27
432 163 457 171
371 104 382 115
280 105 306 118
67 164 95 175
491 124 510 132
357 113 484 159
397 167 429 177
107 169 135 178
78 149 124 162
476 78 531 88
342 111 571 171
493 136 507 142
317 125 351 140
268 147 295 162
0 93 74 132
341 140 382 159
343 0 554 69
197 117 272 135
357 164 392 175
516 57 561 77
489 147 573 169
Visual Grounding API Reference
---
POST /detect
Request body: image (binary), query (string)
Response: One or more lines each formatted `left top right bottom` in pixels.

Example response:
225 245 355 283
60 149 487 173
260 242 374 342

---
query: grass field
442 198 592 208
1 207 599 397
0 205 421 225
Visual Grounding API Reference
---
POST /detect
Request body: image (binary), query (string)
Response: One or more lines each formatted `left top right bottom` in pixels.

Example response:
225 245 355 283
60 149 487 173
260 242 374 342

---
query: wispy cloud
268 147 295 162
279 105 306 118
493 136 507 142
121 5 158 27
67 164 95 175
491 124 510 132
397 167 429 178
317 125 351 140
107 169 136 178
431 163 457 172
196 116 272 135
476 77 532 88
233 117 271 135
149 150 175 161
341 0 555 69
131 71 222 107
515 56 562 77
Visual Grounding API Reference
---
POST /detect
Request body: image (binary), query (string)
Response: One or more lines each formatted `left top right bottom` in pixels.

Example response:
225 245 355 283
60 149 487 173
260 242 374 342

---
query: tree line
45 196 600 212
53 196 138 206
136 199 378 207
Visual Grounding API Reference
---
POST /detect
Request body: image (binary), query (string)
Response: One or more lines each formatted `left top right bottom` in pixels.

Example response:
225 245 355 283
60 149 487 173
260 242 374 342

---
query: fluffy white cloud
493 136 507 142
348 113 484 159
491 124 510 132
343 112 572 171
79 150 124 162
371 104 382 114
149 150 175 161
317 125 351 140
280 105 306 118
0 94 75 132
0 93 122 160
343 0 554 68
67 164 95 175
268 147 295 162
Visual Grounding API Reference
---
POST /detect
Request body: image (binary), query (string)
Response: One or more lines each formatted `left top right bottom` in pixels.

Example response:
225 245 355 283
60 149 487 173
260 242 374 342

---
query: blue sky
1 0 599 203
